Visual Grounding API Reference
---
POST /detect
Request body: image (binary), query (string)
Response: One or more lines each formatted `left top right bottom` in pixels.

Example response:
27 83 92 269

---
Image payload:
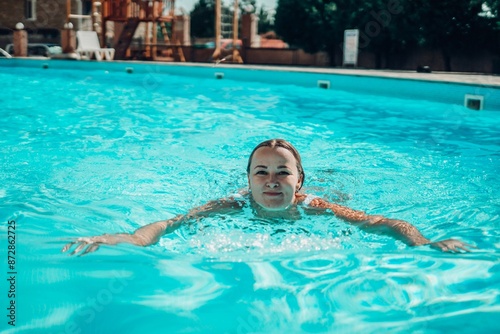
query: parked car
5 43 62 57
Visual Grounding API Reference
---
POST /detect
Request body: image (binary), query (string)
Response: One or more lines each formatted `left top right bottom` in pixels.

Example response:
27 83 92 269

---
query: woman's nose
266 175 279 188
266 181 279 188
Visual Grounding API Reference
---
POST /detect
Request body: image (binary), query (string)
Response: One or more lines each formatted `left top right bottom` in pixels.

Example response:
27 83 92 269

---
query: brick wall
0 0 83 48
0 0 76 30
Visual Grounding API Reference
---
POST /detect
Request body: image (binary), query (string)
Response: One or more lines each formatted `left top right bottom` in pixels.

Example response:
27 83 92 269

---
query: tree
407 0 499 70
275 0 500 69
484 0 500 55
275 0 345 65
483 0 500 20
237 0 276 37
240 0 257 13
190 0 216 39
257 6 275 34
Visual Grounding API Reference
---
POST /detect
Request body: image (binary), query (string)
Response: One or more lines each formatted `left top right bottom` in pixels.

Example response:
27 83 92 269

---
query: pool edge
2 58 499 111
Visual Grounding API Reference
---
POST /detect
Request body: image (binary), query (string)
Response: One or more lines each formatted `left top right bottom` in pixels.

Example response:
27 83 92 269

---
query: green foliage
483 0 500 19
257 6 275 33
239 0 275 34
274 0 500 67
275 0 357 64
190 0 276 39
190 0 216 38
240 0 258 13
408 0 497 50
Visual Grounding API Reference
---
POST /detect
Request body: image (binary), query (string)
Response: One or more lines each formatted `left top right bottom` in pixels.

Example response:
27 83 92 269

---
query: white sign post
343 29 359 67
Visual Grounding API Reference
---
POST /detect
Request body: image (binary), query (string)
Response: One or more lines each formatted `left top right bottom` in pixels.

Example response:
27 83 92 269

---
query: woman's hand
62 233 135 256
428 239 474 253
62 219 180 256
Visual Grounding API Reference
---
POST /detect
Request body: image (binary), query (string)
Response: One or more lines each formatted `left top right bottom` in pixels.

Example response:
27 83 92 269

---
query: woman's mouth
263 192 282 197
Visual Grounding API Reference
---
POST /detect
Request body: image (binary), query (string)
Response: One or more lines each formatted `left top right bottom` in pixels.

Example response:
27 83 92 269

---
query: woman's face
248 146 303 211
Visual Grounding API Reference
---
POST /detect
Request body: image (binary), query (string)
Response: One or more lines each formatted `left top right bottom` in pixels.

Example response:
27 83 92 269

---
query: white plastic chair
76 31 115 61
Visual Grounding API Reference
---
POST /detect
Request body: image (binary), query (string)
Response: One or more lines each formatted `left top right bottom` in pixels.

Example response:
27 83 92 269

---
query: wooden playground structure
212 0 243 63
102 0 187 61
67 0 185 61
66 0 243 63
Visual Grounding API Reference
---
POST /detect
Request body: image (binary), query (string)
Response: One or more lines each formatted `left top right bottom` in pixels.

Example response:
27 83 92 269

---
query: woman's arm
306 197 472 252
62 197 244 256
61 216 182 256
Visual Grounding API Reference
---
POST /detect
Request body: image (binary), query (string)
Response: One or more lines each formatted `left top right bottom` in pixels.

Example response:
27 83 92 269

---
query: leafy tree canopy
190 0 216 38
274 0 500 67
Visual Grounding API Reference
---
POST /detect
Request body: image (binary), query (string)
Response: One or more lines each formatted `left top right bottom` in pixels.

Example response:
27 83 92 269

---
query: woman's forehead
251 146 297 165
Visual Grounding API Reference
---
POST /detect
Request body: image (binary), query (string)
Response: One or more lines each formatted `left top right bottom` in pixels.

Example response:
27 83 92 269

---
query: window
82 0 92 15
25 0 36 20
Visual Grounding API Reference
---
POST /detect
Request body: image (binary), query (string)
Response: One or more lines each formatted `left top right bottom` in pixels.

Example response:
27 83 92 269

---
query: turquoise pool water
0 63 499 333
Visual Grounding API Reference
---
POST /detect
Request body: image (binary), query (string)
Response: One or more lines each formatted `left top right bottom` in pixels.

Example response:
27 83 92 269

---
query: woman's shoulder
296 193 322 205
296 194 333 210
226 189 250 202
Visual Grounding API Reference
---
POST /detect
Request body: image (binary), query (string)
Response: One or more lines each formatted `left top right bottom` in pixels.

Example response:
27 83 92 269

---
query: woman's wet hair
246 138 305 190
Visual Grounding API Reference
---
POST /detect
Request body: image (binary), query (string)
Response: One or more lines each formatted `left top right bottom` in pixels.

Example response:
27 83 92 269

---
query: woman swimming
62 139 472 255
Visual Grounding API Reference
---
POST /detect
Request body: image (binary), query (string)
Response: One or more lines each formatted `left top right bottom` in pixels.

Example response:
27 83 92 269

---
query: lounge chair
76 31 115 61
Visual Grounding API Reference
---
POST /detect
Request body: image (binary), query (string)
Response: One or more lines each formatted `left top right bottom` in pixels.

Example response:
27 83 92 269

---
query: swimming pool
0 60 499 333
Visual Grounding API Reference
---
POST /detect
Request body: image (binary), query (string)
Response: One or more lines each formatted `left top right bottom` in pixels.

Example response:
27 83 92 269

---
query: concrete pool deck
204 63 500 88
296 68 500 88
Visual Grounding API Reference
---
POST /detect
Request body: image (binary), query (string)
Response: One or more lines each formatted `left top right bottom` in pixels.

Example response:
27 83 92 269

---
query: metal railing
0 48 12 58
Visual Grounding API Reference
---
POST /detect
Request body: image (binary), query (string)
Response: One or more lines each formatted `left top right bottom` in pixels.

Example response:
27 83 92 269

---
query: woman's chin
256 202 291 212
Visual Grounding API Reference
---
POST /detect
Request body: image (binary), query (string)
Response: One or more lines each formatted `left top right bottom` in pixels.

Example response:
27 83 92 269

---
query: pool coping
116 60 500 89
2 57 500 89
135 60 500 89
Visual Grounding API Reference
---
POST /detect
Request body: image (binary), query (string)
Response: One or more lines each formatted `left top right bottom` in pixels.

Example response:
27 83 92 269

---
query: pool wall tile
1 58 499 111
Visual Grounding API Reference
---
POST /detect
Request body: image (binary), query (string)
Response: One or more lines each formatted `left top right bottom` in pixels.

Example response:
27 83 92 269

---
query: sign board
343 29 359 66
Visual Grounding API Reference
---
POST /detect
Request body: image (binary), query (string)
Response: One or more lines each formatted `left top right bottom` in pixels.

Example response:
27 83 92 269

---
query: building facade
0 0 91 48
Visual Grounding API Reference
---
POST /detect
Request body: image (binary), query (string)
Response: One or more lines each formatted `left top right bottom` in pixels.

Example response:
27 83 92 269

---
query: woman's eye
255 171 267 175
278 171 290 175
